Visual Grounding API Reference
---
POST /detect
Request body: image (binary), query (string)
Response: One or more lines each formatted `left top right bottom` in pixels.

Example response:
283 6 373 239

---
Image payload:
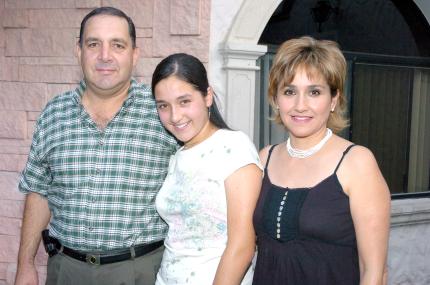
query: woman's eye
310 89 321 96
283 89 295 96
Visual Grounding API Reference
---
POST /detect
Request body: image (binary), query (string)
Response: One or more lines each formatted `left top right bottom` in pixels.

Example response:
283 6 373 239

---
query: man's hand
15 263 39 285
15 193 50 285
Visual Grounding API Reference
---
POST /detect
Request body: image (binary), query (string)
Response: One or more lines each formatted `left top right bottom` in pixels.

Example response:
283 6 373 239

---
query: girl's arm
213 163 262 285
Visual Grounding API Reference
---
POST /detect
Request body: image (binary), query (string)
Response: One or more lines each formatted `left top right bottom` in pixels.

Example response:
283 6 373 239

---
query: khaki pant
46 245 164 285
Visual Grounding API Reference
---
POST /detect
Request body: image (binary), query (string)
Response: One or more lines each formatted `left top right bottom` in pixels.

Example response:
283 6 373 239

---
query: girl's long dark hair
152 53 230 130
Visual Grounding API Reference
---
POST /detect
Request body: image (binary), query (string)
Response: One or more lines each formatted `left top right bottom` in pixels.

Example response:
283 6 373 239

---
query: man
15 7 177 285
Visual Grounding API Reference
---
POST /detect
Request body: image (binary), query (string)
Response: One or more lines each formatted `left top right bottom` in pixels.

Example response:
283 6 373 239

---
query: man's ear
132 47 140 68
76 42 82 66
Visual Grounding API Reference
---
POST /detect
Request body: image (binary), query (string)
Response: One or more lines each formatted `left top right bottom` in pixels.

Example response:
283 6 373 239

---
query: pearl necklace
286 128 333 158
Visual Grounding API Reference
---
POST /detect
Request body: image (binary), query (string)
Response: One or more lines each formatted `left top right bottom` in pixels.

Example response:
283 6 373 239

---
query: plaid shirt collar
71 78 140 108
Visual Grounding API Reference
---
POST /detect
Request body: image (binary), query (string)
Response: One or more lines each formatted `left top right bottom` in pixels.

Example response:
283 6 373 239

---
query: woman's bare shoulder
259 144 275 167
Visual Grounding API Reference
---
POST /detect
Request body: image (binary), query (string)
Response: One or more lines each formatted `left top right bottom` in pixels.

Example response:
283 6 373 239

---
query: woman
253 37 391 285
152 53 263 285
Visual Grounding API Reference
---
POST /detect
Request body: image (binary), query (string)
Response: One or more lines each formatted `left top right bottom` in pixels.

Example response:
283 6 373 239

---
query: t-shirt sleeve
216 131 263 181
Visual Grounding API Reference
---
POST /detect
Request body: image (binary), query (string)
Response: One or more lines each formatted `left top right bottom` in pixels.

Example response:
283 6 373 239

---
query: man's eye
113 43 125 49
180 99 191 105
88 42 98 48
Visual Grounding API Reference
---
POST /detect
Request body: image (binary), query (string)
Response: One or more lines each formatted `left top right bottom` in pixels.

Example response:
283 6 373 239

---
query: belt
53 239 163 265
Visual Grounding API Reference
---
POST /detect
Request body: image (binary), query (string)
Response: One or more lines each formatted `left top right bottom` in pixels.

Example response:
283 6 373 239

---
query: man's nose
99 43 112 62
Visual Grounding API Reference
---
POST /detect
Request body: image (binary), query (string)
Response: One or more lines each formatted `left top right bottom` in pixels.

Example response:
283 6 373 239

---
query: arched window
257 0 430 196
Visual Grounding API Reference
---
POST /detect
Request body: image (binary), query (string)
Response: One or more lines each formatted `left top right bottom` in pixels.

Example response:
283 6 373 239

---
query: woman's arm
341 146 391 285
213 163 262 285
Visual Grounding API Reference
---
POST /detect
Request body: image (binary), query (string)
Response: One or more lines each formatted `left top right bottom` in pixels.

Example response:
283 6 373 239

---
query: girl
152 53 263 285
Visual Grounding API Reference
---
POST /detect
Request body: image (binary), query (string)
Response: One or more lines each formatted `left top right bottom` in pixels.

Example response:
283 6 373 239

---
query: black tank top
252 144 359 285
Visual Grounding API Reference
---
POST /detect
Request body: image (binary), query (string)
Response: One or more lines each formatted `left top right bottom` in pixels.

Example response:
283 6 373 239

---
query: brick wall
0 0 210 283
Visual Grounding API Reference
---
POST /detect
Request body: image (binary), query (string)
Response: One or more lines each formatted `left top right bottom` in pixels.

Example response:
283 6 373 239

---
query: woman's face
154 76 213 148
276 67 338 141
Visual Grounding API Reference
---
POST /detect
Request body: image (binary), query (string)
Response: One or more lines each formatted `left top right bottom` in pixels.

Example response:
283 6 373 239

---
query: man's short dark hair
79 6 136 48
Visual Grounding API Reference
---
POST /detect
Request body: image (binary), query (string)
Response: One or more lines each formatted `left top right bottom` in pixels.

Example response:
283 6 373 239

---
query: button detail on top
276 191 288 240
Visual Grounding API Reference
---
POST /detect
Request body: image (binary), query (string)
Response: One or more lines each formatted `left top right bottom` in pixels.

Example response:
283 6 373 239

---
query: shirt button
95 168 101 174
98 140 104 146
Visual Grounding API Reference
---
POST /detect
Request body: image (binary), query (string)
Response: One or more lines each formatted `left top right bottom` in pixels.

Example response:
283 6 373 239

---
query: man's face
77 15 139 96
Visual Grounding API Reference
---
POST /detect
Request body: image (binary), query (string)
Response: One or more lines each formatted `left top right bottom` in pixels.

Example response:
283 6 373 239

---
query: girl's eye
180 99 191 105
157 104 167 110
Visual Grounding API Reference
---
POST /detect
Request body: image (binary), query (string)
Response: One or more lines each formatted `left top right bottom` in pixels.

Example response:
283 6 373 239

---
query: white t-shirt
155 129 262 285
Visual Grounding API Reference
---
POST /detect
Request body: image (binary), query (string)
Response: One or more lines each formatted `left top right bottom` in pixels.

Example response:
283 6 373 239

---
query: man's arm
15 192 51 285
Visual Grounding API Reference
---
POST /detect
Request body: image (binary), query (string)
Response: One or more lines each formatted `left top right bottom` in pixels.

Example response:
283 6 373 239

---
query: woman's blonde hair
268 36 348 133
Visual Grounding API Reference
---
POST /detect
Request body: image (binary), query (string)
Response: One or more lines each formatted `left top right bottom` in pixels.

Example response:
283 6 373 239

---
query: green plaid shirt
19 79 178 251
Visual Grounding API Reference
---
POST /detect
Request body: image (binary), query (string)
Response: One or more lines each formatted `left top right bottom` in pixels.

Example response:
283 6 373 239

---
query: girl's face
154 76 214 148
276 67 338 142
